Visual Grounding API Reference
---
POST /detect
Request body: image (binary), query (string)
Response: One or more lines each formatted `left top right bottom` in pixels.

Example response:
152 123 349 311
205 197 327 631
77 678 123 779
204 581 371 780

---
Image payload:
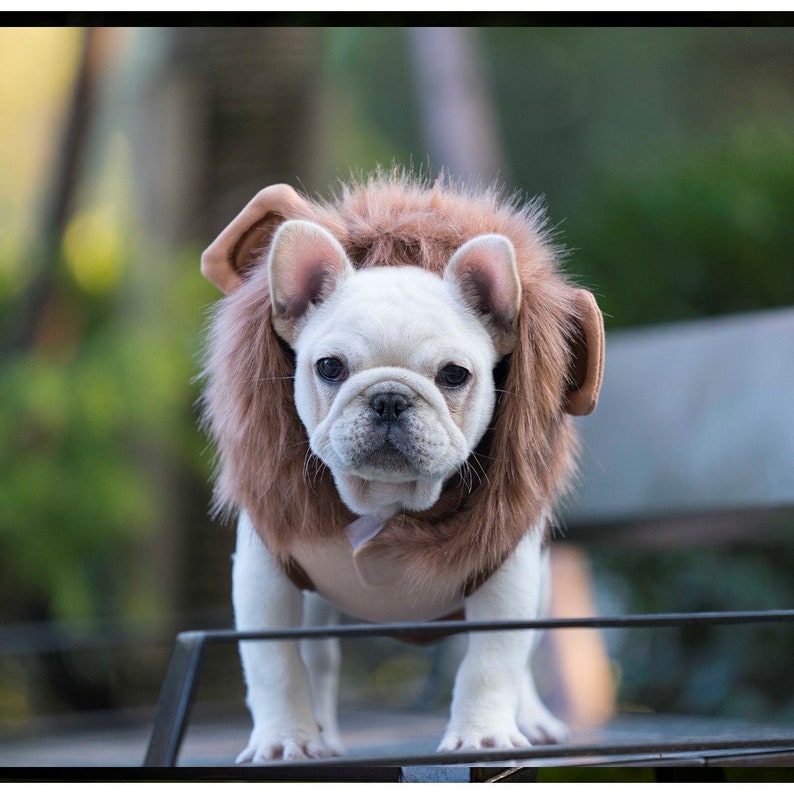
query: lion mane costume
201 171 604 596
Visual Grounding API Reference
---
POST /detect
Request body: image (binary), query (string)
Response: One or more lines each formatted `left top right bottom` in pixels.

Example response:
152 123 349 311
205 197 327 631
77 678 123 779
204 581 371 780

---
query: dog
201 171 604 762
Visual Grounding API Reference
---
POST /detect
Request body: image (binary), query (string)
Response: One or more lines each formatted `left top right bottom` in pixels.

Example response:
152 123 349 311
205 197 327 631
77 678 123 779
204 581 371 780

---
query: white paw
236 725 336 763
517 671 570 745
318 725 346 757
438 722 532 753
518 710 570 745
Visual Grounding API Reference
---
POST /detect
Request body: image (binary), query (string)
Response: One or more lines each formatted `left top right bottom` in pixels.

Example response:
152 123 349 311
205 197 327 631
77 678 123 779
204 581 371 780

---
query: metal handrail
143 609 794 767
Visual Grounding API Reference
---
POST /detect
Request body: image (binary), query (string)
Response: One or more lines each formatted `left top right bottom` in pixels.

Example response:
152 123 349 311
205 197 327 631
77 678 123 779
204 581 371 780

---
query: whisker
450 466 469 511
302 448 327 493
469 452 492 490
459 460 473 493
301 448 313 488
248 375 296 383
470 459 481 486
313 460 327 490
495 387 532 405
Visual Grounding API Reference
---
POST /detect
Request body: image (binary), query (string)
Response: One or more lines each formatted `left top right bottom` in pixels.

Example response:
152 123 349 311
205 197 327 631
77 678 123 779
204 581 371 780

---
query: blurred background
1 24 793 752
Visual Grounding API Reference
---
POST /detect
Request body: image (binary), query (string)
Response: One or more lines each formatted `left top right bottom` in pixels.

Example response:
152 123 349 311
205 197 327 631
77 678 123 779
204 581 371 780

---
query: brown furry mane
202 170 593 588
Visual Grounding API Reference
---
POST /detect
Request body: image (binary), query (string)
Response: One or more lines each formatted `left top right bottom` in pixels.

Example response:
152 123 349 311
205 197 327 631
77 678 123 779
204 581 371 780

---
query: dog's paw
236 726 336 763
518 710 570 745
318 725 346 757
438 722 531 753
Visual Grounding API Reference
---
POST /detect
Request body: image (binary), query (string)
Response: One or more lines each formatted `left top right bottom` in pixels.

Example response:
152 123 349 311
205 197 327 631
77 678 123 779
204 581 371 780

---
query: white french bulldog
231 219 568 763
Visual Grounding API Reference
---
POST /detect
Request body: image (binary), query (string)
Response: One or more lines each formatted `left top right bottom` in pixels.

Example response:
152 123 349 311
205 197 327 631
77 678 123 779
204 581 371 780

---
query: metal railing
143 609 794 768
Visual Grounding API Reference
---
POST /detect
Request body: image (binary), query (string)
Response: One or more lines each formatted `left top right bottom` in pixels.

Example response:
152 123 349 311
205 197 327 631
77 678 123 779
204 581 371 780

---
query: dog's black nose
371 392 409 422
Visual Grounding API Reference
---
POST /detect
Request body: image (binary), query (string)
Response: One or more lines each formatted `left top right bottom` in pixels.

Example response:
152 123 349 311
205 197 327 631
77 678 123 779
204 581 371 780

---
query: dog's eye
316 357 347 382
438 364 470 388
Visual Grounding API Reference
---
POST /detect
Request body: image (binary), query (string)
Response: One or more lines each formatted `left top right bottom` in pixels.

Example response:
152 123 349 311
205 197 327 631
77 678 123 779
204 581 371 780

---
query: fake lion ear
565 289 605 416
268 220 354 345
445 234 522 357
200 184 311 293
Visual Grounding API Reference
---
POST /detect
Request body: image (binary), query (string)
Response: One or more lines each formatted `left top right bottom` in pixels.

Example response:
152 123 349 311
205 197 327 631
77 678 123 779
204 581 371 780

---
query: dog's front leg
300 592 345 755
439 528 567 751
233 513 331 762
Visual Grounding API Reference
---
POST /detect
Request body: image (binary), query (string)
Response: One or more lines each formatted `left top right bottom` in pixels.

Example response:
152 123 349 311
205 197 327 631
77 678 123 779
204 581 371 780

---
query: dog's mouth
351 435 423 480
320 409 468 513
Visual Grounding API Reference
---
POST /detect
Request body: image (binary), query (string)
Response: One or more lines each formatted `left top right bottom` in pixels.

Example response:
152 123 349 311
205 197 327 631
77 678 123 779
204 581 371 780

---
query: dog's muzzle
350 386 423 475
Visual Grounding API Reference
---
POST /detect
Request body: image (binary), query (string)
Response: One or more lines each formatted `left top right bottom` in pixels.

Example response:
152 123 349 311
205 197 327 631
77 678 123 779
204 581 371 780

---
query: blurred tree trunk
171 27 324 238
124 27 324 620
407 27 508 184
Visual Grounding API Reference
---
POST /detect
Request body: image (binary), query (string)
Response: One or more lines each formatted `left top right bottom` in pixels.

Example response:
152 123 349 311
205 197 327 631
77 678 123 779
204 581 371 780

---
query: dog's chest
288 532 466 623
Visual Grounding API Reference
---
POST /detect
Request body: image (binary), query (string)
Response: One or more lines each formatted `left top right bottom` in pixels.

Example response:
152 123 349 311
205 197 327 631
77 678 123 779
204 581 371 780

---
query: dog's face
268 220 522 517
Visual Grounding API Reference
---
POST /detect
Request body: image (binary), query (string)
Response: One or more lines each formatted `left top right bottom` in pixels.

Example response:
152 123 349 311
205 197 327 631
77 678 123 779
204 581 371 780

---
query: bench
143 306 794 777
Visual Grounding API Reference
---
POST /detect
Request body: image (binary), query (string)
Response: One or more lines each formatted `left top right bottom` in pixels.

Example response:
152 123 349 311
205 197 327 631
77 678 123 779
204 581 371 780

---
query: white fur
439 529 569 750
232 225 566 761
233 514 323 762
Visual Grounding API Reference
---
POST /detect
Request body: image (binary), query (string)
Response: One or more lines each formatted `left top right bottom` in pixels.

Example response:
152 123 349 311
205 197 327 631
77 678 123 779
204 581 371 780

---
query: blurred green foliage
576 120 794 327
0 248 214 623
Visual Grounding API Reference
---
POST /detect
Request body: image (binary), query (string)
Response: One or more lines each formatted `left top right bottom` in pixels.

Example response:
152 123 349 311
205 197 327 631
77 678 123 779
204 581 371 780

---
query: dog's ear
268 220 354 345
201 184 311 293
564 289 605 416
445 234 522 357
